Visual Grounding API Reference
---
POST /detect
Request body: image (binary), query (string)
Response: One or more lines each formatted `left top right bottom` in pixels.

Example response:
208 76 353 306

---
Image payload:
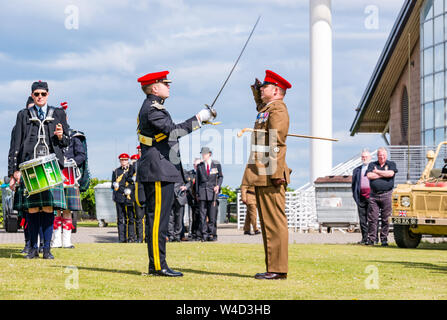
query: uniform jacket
240 185 256 205
111 165 134 205
137 94 201 183
64 130 87 167
241 98 291 187
195 160 223 201
8 106 70 175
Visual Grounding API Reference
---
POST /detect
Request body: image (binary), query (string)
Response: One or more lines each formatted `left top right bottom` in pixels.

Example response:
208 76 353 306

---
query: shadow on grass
51 265 141 276
176 267 253 279
0 247 25 259
369 260 447 274
49 265 253 279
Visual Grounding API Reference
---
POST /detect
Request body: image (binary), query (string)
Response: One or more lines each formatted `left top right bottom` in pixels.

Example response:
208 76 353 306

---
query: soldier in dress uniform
136 70 216 277
241 70 292 280
195 147 223 241
8 81 70 259
130 153 146 243
111 153 136 243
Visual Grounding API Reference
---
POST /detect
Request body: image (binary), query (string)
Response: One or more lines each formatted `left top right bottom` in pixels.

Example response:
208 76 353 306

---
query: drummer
8 81 70 259
52 102 87 249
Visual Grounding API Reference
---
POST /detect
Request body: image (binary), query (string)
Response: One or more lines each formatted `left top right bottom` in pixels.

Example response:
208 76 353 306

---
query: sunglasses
33 92 48 97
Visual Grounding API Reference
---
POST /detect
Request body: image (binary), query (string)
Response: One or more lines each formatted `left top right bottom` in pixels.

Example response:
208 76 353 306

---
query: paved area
0 223 385 245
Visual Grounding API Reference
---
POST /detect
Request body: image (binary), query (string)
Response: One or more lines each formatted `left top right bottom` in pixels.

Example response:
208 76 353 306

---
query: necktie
207 163 210 176
37 107 44 121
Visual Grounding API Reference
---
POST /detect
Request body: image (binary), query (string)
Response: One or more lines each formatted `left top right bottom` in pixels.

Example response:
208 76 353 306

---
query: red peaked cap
137 71 172 87
262 70 292 90
60 102 68 110
118 153 130 160
136 145 141 150
130 154 140 160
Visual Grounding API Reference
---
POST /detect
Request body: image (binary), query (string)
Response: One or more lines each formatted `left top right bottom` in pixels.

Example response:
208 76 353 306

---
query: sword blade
209 15 261 109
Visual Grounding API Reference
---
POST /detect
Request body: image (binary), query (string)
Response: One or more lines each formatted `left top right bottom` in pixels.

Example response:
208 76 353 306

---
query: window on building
421 0 447 146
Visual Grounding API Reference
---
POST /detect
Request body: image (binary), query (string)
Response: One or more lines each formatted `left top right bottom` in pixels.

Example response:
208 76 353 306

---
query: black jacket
352 165 364 205
195 160 223 201
137 94 201 183
111 165 134 205
8 106 69 175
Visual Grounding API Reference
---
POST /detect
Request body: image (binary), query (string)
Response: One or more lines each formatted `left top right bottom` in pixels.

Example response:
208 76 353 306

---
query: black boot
25 248 39 259
21 242 31 254
43 248 54 260
39 242 44 253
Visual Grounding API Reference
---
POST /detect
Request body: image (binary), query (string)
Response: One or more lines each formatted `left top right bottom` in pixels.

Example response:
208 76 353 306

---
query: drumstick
237 128 339 142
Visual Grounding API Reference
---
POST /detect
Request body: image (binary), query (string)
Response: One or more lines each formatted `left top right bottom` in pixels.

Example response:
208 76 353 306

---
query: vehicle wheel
393 225 422 248
347 224 356 233
98 219 105 228
5 216 18 233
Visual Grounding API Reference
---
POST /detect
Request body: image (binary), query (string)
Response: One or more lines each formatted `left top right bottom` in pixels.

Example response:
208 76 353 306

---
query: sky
0 0 405 189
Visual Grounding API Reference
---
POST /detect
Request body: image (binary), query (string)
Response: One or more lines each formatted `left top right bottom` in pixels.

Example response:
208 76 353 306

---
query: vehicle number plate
391 217 417 225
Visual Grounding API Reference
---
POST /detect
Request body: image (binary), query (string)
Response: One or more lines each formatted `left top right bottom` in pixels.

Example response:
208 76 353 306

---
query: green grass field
0 242 446 300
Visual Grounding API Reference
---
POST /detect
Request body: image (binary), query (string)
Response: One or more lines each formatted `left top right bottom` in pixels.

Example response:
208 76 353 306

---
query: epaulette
151 101 165 110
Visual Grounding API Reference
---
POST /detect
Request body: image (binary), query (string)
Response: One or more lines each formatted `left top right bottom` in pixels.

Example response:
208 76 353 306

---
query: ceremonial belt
251 145 270 152
138 133 168 146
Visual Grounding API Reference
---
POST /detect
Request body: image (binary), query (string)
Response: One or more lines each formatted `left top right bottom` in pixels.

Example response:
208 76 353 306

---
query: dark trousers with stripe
143 181 174 271
115 203 135 242
134 204 145 242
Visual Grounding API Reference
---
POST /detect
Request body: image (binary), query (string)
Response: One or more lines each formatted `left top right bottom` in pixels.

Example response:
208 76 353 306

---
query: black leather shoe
38 246 44 253
255 272 287 280
244 231 251 235
25 248 39 259
149 268 183 277
381 242 389 247
254 230 261 235
43 249 54 259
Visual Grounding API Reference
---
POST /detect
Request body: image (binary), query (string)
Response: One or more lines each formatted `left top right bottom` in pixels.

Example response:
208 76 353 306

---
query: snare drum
62 159 81 187
19 154 63 196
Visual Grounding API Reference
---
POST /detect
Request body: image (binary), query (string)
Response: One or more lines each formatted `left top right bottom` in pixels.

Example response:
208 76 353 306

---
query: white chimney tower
310 0 333 183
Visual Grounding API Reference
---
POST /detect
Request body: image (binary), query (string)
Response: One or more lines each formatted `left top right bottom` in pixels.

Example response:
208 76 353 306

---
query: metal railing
237 145 445 232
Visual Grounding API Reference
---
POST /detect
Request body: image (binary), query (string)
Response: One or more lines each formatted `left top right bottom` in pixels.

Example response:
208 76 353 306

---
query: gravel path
0 224 378 245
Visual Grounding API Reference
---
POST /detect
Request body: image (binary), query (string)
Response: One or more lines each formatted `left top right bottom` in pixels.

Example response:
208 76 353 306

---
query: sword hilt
205 104 217 118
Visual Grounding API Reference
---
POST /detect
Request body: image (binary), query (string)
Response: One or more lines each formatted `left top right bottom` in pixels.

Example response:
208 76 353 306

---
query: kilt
23 183 67 210
64 186 83 211
13 183 26 212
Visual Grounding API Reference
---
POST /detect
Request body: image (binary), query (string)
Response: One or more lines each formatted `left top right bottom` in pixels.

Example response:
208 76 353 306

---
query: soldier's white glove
124 188 131 196
196 108 215 124
113 182 119 190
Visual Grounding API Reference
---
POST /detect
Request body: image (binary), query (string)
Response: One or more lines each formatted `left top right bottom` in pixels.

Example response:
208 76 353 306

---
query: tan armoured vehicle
391 142 447 248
